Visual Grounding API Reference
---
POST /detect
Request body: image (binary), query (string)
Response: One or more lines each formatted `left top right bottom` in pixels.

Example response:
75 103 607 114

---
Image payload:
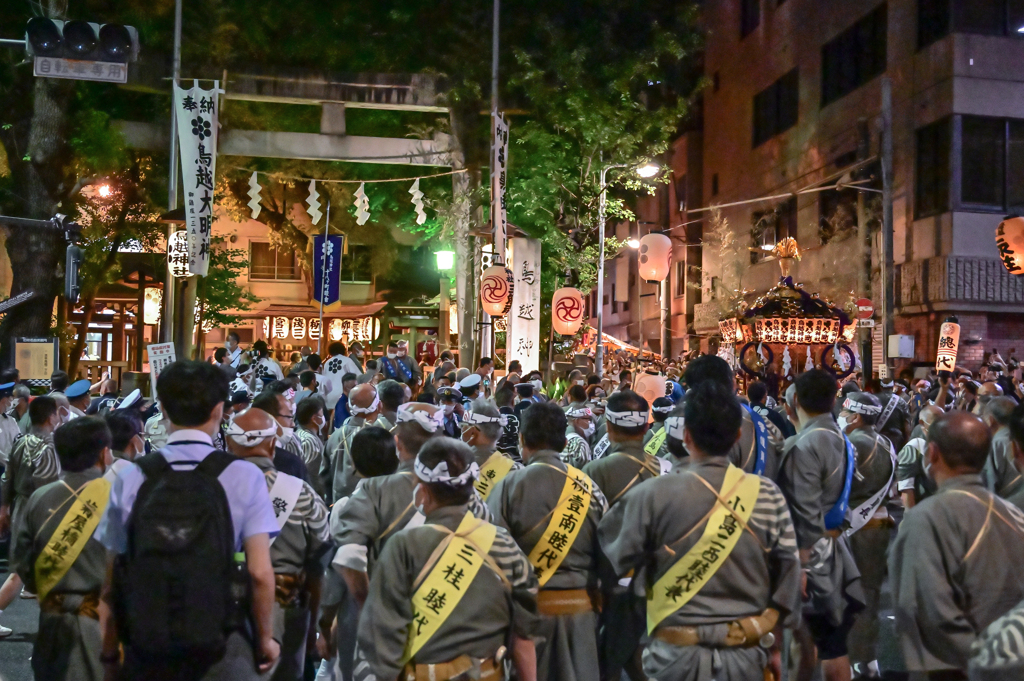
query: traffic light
26 18 138 83
65 244 83 304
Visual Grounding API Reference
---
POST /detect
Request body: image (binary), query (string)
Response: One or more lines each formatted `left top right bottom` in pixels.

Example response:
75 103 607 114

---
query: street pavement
0 544 38 681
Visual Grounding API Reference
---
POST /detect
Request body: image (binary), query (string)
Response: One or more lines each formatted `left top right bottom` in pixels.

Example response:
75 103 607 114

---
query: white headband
350 392 381 416
880 379 894 388
652 404 674 414
396 403 444 432
605 409 648 427
414 457 480 487
665 416 685 440
225 418 278 447
842 397 882 416
566 406 593 419
463 411 508 427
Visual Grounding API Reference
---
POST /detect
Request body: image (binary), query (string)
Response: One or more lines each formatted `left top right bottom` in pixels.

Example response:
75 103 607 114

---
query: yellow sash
644 427 669 456
401 511 498 665
34 478 111 601
527 465 593 587
474 452 515 501
647 464 760 633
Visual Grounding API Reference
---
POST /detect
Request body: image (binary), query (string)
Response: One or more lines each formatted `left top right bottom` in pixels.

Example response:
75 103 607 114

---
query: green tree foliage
197 235 258 329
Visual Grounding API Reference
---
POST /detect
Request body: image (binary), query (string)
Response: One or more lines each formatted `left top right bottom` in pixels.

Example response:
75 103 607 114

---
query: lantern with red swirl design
480 265 514 316
638 233 672 283
552 287 585 336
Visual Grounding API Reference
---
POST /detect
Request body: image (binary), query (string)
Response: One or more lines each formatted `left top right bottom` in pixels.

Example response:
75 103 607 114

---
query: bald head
226 408 277 459
919 404 943 427
979 382 1004 398
929 411 991 472
350 384 378 409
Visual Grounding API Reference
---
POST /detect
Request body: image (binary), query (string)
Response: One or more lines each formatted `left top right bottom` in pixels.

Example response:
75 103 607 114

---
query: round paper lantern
633 373 666 421
480 265 514 316
552 287 585 336
996 216 1024 275
638 233 672 282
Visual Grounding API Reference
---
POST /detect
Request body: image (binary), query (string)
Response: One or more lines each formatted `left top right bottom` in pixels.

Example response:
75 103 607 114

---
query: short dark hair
747 381 768 404
378 380 406 412
328 342 345 356
684 355 734 391
520 402 567 452
417 438 475 506
295 396 324 426
479 357 493 368
227 331 240 343
494 387 514 408
261 380 292 396
299 371 317 388
387 341 399 349
794 369 837 415
929 412 991 471
568 384 587 403
652 397 673 423
619 369 631 381
307 353 322 371
50 370 69 393
586 374 600 386
214 347 228 362
606 390 650 437
158 361 229 427
54 417 111 472
342 372 358 385
251 391 286 417
684 381 742 457
508 360 521 373
29 395 58 427
105 410 143 452
351 426 398 478
395 421 439 459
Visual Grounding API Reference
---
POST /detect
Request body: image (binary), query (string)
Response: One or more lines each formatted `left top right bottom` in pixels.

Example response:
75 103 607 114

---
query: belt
536 588 601 616
400 655 503 681
653 608 779 649
40 592 100 620
274 572 307 608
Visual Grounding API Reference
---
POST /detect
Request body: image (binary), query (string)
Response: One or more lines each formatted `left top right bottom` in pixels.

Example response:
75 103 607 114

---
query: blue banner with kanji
313 235 343 305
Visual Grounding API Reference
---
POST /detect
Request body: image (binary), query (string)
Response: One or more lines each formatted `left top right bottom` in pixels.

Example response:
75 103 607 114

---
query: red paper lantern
552 287 585 335
996 216 1024 275
638 233 672 282
480 265 514 316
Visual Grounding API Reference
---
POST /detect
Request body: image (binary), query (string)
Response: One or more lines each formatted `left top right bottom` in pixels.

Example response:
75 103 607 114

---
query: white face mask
387 352 398 360
278 426 294 441
836 415 850 432
575 379 585 386
444 404 456 416
531 379 543 393
313 416 326 434
582 423 596 437
461 426 475 445
412 483 427 516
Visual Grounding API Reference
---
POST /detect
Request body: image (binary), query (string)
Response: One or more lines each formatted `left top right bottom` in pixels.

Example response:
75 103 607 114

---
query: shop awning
588 332 659 358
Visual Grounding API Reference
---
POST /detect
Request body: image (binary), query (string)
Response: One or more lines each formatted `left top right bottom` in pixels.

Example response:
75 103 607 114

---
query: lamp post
436 250 455 352
595 162 660 378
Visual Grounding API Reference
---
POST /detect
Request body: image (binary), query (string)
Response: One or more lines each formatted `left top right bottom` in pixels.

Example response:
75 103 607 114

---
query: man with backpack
96 360 281 680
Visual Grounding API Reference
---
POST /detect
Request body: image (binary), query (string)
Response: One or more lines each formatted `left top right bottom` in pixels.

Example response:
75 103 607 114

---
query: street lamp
435 250 455 271
595 161 661 378
435 250 455 351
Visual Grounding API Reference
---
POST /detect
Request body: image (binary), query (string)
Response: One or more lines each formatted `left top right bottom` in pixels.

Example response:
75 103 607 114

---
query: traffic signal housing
25 18 139 63
64 244 83 304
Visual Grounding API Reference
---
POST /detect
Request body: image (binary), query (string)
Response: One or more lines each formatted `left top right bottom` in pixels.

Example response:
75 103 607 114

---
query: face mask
387 352 398 360
444 404 456 416
531 379 543 392
278 426 294 441
313 416 325 434
461 427 475 444
836 415 850 432
412 483 427 516
582 423 596 437
58 407 71 425
354 349 363 357
575 380 585 386
224 342 232 349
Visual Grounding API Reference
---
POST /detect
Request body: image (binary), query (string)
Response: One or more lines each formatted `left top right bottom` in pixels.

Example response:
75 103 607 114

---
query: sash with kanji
527 465 593 587
34 477 111 601
268 471 303 545
647 464 760 633
474 452 515 501
744 405 770 476
401 511 498 665
875 394 901 433
644 427 668 457
845 436 897 536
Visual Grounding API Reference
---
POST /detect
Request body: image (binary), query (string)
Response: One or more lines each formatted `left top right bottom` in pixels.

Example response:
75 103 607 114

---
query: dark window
675 261 686 297
340 244 373 283
741 0 761 37
819 187 861 244
712 173 720 195
751 198 796 263
611 285 618 313
821 4 888 107
918 0 951 48
249 242 300 281
956 116 1024 213
915 118 951 219
753 68 799 147
955 0 1004 34
675 174 687 212
1008 121 1024 212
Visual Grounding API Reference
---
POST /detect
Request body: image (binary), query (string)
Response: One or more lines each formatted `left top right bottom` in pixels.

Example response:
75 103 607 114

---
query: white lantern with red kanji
996 216 1024 275
552 287 585 336
272 317 289 339
480 265 514 317
935 317 960 374
638 233 672 283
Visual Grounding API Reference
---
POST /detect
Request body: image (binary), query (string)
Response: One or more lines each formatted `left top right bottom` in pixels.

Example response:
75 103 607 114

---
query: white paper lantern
272 317 289 339
329 319 344 342
552 287 585 336
308 319 322 340
480 265 514 317
996 216 1024 275
935 317 960 373
638 233 672 283
291 317 307 339
143 288 163 325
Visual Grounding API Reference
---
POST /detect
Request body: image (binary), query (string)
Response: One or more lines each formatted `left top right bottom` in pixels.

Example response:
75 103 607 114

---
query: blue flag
313 235 343 305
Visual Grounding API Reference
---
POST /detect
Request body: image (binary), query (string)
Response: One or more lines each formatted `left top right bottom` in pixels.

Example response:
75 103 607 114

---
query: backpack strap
136 451 172 479
195 450 236 479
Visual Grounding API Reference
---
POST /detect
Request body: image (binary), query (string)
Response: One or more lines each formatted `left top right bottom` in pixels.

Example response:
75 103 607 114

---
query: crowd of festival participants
2 333 1024 681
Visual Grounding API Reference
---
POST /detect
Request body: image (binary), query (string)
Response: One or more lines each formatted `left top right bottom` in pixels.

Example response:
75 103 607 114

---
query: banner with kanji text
173 80 222 276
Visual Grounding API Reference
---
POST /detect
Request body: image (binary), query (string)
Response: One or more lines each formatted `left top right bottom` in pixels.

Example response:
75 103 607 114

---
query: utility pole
880 76 894 376
162 0 182 348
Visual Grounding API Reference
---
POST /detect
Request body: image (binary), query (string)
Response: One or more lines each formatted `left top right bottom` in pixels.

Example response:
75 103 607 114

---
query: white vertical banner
173 80 222 276
491 114 509 259
507 237 541 371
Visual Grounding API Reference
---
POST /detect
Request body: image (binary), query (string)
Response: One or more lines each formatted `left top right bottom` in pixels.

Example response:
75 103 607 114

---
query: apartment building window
741 0 760 37
340 244 373 283
249 242 300 281
675 261 686 297
821 4 887 107
918 0 950 47
611 285 618 313
753 69 799 147
958 116 1024 212
915 118 951 219
751 198 796 263
919 0 1024 47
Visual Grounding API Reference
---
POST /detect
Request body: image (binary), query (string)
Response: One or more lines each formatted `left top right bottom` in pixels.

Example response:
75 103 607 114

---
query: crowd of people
1 336 1024 681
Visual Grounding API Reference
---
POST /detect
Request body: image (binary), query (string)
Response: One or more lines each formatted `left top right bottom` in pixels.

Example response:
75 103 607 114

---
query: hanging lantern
552 287 585 336
638 233 672 283
272 317 289 339
935 316 960 374
308 318 322 340
480 265 514 317
633 373 666 419
167 231 191 278
291 317 307 339
143 288 163 325
329 319 344 341
997 216 1024 275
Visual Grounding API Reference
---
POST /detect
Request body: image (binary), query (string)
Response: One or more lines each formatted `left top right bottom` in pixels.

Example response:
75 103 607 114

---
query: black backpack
113 449 241 659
